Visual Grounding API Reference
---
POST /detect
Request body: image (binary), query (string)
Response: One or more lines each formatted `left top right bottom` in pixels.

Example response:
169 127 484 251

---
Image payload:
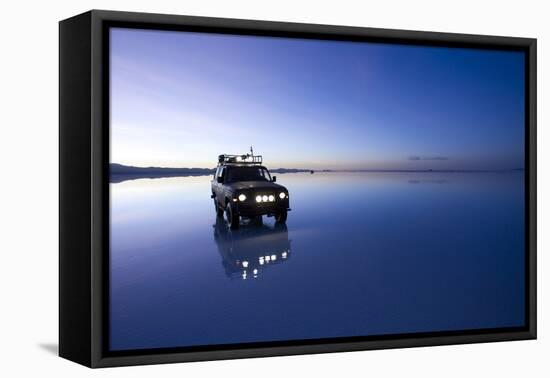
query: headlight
255 195 262 202
262 195 268 202
268 195 275 202
279 192 286 199
238 194 246 202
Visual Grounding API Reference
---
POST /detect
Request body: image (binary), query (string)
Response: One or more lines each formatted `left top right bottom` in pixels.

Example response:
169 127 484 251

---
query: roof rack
218 153 263 165
218 147 263 166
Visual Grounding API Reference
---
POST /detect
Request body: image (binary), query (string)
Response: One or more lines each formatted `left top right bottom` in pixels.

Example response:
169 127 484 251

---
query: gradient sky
110 27 525 170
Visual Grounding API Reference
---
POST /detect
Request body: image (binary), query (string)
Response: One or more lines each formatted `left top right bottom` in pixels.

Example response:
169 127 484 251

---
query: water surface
110 172 525 351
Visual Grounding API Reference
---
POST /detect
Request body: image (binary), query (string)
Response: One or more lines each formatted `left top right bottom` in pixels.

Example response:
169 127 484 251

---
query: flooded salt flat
109 172 525 351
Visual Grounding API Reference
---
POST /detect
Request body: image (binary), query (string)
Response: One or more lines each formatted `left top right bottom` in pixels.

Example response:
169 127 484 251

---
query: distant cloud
408 155 449 161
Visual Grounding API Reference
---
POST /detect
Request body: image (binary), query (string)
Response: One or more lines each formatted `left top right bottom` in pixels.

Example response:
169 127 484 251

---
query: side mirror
272 176 277 182
217 176 224 183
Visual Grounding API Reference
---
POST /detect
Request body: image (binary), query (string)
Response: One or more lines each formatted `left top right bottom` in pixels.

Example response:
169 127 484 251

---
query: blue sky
110 28 525 170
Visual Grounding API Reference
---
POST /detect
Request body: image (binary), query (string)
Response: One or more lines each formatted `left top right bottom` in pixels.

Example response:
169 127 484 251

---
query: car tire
275 209 287 224
213 198 223 217
226 202 240 229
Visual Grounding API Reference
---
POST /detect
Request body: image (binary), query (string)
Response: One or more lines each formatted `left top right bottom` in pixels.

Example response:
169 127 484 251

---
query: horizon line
110 162 525 173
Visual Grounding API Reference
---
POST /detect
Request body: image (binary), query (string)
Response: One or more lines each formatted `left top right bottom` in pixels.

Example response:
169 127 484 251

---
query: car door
216 167 226 206
212 167 220 194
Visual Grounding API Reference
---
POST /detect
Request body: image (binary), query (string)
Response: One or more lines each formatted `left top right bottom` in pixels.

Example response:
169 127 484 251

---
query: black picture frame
59 9 537 368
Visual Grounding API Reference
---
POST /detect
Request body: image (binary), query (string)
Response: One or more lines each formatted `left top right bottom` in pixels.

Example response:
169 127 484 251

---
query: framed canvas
59 10 536 368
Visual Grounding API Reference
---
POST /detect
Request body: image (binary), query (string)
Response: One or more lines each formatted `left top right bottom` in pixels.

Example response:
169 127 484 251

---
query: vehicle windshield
226 166 271 182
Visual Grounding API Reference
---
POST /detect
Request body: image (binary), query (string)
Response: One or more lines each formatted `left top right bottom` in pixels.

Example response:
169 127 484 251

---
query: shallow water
109 172 525 351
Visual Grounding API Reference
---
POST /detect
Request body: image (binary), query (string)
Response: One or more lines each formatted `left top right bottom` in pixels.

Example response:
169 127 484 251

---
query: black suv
211 152 290 229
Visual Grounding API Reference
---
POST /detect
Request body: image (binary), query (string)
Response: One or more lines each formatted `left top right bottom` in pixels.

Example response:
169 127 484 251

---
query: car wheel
213 198 223 217
275 209 287 224
226 202 240 229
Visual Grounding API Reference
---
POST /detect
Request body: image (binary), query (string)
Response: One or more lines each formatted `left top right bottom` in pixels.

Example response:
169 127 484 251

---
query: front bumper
233 199 290 217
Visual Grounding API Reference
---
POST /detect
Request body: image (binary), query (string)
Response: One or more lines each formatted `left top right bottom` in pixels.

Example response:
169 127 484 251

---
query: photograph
108 27 527 352
0 0 546 376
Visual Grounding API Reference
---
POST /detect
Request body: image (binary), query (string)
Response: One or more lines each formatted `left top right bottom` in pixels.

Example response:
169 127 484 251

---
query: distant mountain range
109 163 314 183
110 163 215 175
111 163 314 174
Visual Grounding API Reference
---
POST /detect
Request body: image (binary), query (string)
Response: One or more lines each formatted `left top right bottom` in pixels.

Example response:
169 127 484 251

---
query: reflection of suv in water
213 217 291 280
211 150 290 229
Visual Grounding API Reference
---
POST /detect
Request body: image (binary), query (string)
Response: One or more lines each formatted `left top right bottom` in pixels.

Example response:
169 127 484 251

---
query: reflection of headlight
279 192 286 199
242 260 249 268
268 195 275 202
238 194 246 202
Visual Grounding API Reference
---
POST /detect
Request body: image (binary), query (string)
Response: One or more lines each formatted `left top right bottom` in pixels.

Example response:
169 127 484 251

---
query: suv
211 152 290 229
